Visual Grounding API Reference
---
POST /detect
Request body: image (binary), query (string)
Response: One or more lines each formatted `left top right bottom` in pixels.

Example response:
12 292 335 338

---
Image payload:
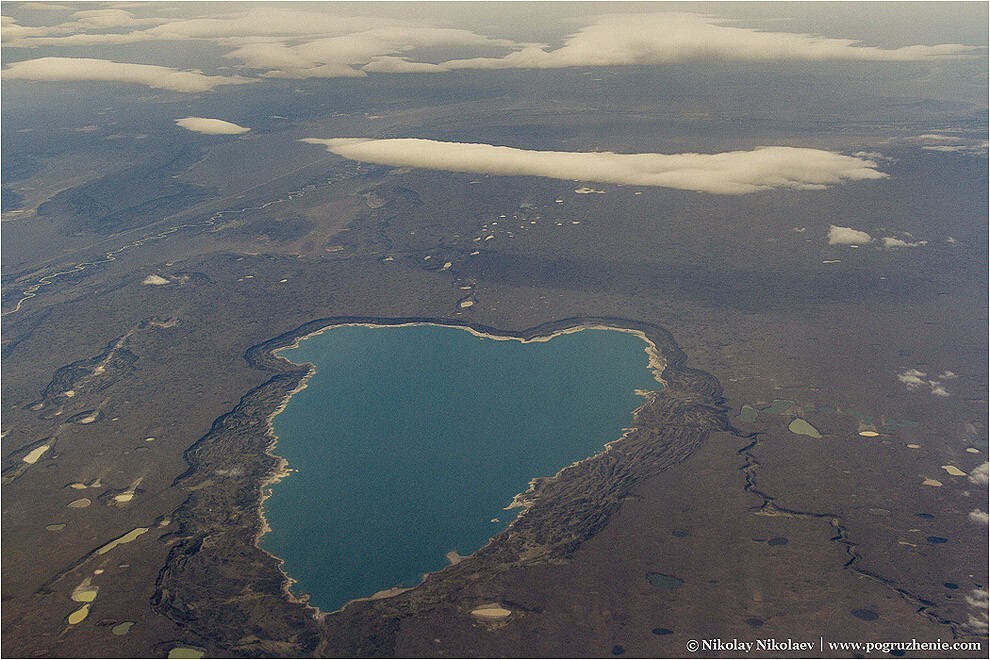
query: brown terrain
2 103 987 659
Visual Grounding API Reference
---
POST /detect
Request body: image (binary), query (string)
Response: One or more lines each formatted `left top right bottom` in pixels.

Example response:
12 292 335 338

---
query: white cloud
226 27 514 79
828 225 873 245
970 509 989 524
5 8 413 47
2 8 509 80
13 31 156 47
301 138 886 195
897 368 927 390
969 462 989 486
225 42 366 79
928 381 951 397
904 133 989 156
899 368 955 396
923 145 964 152
175 117 250 135
881 236 928 248
440 12 976 70
1 9 164 46
12 3 75 9
965 588 989 635
143 8 406 40
1 57 255 92
922 142 989 155
853 151 888 160
4 9 975 83
1 15 55 42
70 9 155 29
362 56 448 74
914 134 965 142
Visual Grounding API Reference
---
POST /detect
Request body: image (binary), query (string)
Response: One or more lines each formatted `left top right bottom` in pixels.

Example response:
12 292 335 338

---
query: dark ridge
25 333 136 417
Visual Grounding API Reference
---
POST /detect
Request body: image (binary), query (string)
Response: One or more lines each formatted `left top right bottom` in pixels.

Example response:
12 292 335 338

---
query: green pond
737 405 758 423
647 572 684 590
788 418 822 438
263 324 659 612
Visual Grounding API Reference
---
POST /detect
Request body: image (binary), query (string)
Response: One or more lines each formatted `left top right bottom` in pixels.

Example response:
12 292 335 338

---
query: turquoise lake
263 323 659 612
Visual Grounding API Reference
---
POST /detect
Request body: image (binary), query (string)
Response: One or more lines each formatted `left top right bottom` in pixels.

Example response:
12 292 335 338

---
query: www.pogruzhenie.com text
684 637 984 654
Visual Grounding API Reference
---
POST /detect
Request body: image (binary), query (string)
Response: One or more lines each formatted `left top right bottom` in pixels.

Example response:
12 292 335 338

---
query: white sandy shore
235 357 320 615
277 320 667 385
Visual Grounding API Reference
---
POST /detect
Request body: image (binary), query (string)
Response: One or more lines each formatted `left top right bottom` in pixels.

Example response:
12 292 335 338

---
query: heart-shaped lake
263 322 660 611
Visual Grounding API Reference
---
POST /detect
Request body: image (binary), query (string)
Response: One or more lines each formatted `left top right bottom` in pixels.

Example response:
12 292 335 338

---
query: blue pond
263 323 659 611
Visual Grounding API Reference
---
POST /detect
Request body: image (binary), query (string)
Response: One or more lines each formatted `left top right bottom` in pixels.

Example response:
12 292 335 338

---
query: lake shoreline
261 318 667 615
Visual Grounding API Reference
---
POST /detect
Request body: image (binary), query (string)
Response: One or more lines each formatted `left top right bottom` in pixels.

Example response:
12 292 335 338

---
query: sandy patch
471 604 512 619
142 274 170 286
67 604 90 625
921 478 943 487
112 477 144 505
96 527 149 555
857 422 880 437
22 445 50 464
71 577 99 603
941 465 967 477
445 550 467 565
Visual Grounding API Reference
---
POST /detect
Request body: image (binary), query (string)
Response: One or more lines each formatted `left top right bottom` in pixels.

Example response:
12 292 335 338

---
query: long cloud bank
301 138 886 194
1 57 254 92
440 13 975 71
1 9 977 87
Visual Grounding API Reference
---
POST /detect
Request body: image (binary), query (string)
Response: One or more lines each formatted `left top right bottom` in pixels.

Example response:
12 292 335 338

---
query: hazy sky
3 2 986 85
3 2 986 191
